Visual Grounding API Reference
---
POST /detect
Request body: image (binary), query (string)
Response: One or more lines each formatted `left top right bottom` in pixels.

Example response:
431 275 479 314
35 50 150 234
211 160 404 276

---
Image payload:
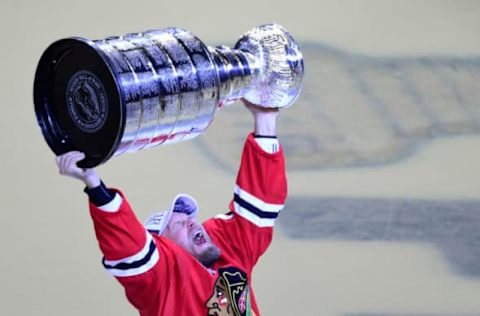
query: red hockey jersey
88 134 287 315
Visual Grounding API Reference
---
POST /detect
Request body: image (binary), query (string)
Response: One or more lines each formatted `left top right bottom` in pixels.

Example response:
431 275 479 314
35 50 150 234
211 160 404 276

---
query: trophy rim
33 37 126 167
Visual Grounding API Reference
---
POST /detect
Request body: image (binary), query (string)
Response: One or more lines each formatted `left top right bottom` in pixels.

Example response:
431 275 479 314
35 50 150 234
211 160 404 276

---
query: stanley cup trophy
34 24 304 167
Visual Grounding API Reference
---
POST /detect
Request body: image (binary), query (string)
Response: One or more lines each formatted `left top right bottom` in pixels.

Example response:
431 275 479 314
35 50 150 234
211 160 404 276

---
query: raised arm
55 152 161 310
233 100 286 226
204 100 287 269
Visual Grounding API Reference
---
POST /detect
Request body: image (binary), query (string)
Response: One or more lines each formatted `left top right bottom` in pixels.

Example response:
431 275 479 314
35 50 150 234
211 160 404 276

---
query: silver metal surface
105 24 304 157
34 24 304 164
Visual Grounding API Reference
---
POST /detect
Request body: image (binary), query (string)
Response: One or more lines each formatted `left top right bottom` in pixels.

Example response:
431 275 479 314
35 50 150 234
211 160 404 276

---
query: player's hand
55 151 100 188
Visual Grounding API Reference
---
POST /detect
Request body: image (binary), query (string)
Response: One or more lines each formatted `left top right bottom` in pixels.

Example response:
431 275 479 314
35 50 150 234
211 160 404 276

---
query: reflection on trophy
33 24 304 167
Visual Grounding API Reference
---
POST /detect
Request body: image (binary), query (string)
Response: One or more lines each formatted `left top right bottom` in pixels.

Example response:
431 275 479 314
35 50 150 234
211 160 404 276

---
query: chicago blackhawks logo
206 267 256 316
66 70 108 133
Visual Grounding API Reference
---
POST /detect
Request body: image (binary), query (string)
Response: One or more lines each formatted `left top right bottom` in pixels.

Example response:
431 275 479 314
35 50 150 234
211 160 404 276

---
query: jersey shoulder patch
215 212 234 221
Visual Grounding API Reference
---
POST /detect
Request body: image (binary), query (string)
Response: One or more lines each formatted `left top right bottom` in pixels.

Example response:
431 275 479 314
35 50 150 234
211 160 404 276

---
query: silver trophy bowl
34 24 304 167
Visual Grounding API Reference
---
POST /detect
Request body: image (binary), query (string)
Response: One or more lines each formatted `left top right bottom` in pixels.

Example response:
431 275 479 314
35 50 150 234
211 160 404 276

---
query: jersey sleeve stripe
102 232 159 277
233 201 276 227
234 185 284 213
233 194 279 219
98 193 123 212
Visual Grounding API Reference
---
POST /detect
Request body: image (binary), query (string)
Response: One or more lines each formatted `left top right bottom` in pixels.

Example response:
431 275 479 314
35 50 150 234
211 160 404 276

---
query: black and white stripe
233 185 284 227
98 193 123 213
103 232 159 277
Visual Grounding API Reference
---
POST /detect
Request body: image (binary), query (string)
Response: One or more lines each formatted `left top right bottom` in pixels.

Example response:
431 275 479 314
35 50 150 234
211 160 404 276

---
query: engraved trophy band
34 24 304 167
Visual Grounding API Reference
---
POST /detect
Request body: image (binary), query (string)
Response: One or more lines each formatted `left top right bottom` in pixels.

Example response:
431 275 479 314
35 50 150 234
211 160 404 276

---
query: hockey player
55 101 288 316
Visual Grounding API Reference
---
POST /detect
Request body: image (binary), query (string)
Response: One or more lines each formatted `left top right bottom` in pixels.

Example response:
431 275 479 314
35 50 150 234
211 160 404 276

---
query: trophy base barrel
34 39 124 168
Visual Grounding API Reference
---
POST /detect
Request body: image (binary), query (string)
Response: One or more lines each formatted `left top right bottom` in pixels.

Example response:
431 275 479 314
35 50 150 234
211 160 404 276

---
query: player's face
164 212 220 267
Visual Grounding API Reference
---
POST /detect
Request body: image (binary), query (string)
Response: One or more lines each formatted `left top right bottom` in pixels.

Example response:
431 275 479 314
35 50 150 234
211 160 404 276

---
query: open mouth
192 230 206 246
